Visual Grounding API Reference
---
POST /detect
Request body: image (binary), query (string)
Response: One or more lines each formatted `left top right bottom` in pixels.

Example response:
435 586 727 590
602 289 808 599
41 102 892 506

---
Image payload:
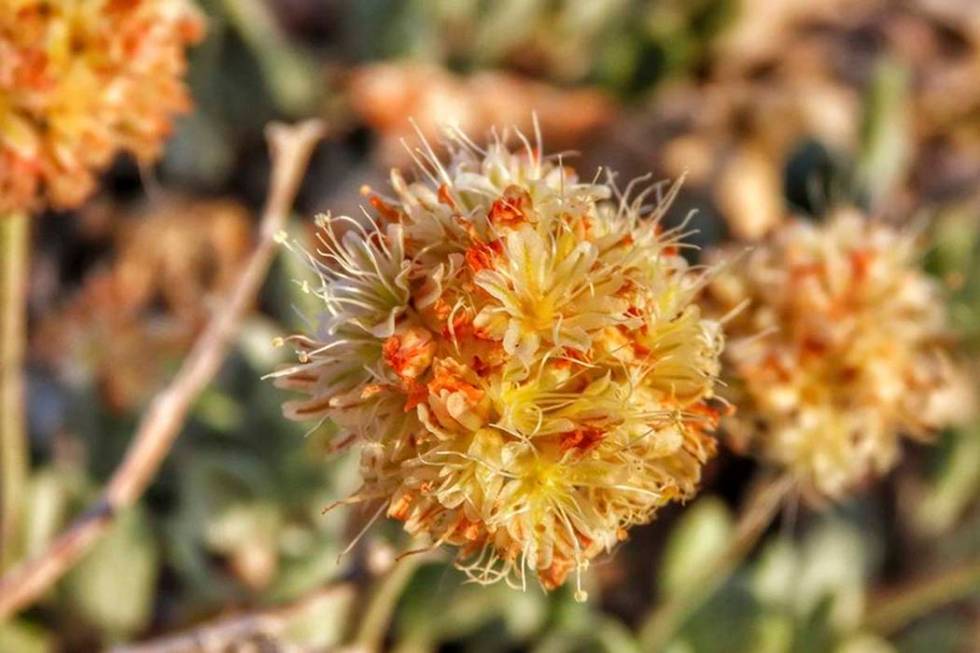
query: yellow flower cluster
274 130 726 594
706 210 969 499
0 0 203 213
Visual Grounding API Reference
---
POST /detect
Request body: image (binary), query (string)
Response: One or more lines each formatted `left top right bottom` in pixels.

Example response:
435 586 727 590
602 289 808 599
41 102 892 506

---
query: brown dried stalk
864 555 980 635
0 209 29 571
109 555 433 653
0 120 324 620
111 551 433 653
109 583 356 653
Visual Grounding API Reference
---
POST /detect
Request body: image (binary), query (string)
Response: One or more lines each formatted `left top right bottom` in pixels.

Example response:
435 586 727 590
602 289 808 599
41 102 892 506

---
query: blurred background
3 0 980 651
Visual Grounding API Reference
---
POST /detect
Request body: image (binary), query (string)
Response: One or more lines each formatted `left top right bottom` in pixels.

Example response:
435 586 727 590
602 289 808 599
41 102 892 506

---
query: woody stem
0 210 29 571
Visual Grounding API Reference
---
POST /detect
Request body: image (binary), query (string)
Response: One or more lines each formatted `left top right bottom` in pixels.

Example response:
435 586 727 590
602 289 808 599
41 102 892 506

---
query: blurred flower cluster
0 0 202 212
34 197 251 410
707 210 970 499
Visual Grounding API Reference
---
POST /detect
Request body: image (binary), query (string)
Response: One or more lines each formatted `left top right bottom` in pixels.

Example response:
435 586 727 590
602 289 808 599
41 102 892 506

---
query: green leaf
794 521 869 632
279 585 356 650
895 613 971 653
659 496 734 596
593 617 644 653
668 581 763 653
395 562 548 649
472 0 547 64
22 468 70 558
218 0 322 116
193 388 245 433
0 620 52 653
62 507 159 639
163 109 235 186
752 538 799 608
914 427 980 535
281 222 327 326
836 633 896 653
856 59 910 208
205 500 282 589
751 612 794 653
237 317 290 376
266 532 345 602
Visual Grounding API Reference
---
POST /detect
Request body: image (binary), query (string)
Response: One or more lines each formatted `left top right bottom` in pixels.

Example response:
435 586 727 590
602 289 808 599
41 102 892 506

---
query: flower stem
352 553 425 652
639 474 794 651
864 556 980 635
0 210 29 571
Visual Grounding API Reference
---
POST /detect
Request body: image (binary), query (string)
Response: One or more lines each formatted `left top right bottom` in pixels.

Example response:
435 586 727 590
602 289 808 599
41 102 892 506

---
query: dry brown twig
864 555 980 636
0 120 324 620
111 551 434 653
109 583 356 653
0 209 29 571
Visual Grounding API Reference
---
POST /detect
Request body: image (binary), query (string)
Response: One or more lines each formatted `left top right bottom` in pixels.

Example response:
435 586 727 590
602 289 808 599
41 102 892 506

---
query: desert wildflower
705 210 970 499
0 0 203 213
272 127 726 595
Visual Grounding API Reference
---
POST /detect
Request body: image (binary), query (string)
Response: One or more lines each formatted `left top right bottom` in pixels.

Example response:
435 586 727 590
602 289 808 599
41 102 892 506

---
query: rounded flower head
705 210 971 500
0 0 203 213
273 128 726 595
